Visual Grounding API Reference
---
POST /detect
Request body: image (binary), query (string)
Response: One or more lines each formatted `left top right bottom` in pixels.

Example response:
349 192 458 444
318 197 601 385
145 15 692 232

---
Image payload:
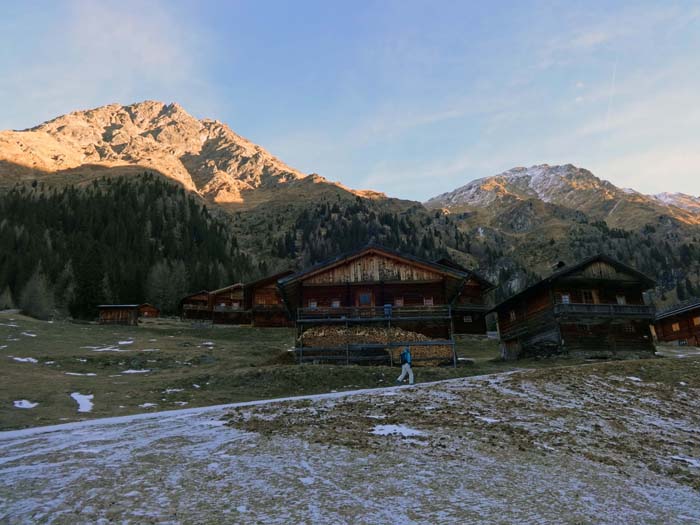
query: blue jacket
400 348 412 365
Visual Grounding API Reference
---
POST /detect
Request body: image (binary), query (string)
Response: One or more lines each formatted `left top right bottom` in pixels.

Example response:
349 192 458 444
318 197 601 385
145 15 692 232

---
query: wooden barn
210 283 248 324
490 254 656 359
98 303 159 325
654 298 700 346
277 245 480 364
245 271 294 327
180 290 211 320
138 303 160 319
434 258 494 335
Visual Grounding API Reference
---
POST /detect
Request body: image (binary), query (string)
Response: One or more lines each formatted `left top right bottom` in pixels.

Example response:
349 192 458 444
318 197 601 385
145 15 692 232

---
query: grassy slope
0 311 602 431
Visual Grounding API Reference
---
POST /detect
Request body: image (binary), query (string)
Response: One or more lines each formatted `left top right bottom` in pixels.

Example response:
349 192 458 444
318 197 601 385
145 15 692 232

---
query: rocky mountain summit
0 101 381 204
426 164 700 227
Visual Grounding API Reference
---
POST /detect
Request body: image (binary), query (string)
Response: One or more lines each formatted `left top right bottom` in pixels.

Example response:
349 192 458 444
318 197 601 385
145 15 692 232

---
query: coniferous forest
0 175 254 318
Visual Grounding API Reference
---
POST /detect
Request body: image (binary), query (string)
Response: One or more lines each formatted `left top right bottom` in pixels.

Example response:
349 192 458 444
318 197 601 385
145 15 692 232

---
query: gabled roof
655 297 700 321
180 290 210 302
245 270 294 290
210 282 244 295
434 257 495 291
489 254 656 313
278 244 469 286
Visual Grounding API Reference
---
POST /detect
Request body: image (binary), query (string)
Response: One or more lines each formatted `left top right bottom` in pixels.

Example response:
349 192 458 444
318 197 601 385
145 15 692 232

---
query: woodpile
300 326 453 366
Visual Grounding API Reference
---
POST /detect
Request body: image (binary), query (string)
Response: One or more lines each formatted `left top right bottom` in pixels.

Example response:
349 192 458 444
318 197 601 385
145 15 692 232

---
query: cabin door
355 290 375 308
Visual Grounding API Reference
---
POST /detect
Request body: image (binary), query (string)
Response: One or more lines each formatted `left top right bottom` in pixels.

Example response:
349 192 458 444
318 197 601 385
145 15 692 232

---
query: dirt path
1 360 699 524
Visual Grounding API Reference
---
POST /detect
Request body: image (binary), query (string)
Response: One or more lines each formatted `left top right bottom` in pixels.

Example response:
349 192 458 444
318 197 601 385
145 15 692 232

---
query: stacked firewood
300 326 453 366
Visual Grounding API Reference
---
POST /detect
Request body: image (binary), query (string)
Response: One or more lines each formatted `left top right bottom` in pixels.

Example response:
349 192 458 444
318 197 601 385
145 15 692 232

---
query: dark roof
489 254 656 313
246 270 294 290
180 290 210 301
210 282 244 295
278 244 469 286
434 257 495 291
97 304 140 309
655 297 700 321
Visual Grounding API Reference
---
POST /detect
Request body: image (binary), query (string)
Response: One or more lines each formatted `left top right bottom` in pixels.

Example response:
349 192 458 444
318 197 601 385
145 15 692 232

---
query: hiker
396 346 414 385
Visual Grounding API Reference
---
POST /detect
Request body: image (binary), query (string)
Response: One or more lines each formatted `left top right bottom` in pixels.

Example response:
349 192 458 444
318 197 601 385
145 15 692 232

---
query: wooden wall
656 309 700 345
305 253 443 285
300 282 446 308
98 308 138 325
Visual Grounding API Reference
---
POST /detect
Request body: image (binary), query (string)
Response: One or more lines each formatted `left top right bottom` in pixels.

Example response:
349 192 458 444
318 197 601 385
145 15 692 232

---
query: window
331 299 341 308
560 293 571 304
693 317 700 327
232 301 240 310
616 295 627 305
623 322 635 333
582 290 594 304
672 322 681 332
423 297 434 306
358 293 372 306
308 299 318 309
394 297 404 307
509 310 517 322
463 315 473 323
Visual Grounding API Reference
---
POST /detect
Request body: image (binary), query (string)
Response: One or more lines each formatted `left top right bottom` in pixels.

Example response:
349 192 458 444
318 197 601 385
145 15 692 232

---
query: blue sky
1 0 699 200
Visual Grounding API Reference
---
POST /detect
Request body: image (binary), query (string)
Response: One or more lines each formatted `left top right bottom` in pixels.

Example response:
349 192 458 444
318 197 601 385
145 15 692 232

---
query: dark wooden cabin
98 304 140 325
278 245 475 363
245 271 294 327
434 258 494 335
210 283 248 324
655 298 700 346
490 255 656 359
180 291 211 320
138 303 160 319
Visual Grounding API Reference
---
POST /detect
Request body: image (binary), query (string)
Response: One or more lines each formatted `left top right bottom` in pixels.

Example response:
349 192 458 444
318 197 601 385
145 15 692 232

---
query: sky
1 0 699 200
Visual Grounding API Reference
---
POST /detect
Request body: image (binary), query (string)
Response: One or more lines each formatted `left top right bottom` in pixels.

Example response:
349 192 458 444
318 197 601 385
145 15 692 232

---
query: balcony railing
554 303 655 319
182 304 210 311
297 305 452 323
213 305 244 313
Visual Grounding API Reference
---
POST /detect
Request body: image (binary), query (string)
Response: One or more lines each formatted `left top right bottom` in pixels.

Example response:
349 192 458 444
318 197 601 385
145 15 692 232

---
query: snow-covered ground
1 362 699 524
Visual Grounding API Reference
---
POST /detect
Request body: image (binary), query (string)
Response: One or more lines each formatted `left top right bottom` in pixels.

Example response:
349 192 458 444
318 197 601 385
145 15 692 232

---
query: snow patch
65 372 97 377
11 356 38 364
475 416 500 424
671 456 700 468
13 400 38 409
21 332 37 337
71 393 94 413
139 403 158 408
121 369 151 374
371 424 424 437
626 376 643 382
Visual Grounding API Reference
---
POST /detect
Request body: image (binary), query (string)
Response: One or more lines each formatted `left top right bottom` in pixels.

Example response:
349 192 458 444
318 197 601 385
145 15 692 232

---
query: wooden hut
434 258 494 335
277 245 474 364
655 298 700 346
180 291 211 320
245 271 294 327
138 303 160 319
210 283 248 324
490 254 656 360
98 304 140 325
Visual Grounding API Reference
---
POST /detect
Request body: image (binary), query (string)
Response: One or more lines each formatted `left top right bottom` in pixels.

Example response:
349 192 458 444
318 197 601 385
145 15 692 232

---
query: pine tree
19 266 54 320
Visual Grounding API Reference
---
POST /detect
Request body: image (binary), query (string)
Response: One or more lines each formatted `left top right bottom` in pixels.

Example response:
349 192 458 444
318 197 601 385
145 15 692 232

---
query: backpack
400 348 411 365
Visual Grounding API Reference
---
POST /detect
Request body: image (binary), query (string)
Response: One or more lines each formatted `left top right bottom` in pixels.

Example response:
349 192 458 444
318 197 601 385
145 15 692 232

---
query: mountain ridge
0 100 384 206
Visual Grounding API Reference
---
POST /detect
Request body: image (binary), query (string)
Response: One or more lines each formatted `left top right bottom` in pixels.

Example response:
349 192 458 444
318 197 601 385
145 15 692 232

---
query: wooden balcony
182 304 210 312
213 305 244 313
554 303 655 319
297 305 452 324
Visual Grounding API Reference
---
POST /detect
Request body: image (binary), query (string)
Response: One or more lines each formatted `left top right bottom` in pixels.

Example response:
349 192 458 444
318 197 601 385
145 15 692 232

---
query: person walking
396 346 414 385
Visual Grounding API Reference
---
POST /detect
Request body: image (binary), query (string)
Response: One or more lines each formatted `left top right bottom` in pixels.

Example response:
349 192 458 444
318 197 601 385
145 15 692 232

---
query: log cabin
180 290 211 320
654 298 700 346
210 283 248 324
98 303 159 325
490 254 656 359
245 271 294 327
137 303 160 319
434 258 494 335
277 245 481 364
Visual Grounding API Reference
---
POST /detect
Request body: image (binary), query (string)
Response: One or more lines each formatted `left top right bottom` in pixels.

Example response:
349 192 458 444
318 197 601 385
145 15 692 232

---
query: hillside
426 164 700 302
2 103 700 311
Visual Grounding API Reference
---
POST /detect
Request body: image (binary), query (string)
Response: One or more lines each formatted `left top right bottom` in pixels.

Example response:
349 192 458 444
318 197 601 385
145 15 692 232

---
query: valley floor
1 358 699 524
